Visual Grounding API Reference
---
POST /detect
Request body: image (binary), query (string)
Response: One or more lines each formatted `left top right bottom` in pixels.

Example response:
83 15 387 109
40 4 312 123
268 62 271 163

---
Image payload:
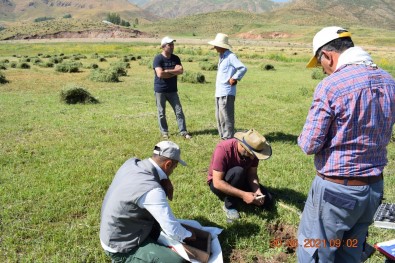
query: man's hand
182 225 197 242
160 179 173 201
253 194 266 206
229 78 238 86
242 192 256 204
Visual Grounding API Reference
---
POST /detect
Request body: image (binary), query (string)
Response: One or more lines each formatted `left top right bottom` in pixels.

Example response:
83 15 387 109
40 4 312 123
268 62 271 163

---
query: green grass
0 42 394 263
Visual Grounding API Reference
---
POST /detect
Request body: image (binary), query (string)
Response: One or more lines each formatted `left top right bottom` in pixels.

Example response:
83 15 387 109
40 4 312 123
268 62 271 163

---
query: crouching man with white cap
100 141 195 263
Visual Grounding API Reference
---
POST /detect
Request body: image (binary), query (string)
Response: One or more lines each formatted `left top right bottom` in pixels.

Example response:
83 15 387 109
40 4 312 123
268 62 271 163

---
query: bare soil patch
267 221 297 254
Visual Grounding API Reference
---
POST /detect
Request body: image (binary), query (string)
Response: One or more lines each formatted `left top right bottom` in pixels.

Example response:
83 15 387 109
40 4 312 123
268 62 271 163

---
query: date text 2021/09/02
270 238 358 249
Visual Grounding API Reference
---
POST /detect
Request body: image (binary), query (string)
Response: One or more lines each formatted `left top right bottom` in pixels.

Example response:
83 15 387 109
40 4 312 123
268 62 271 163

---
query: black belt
317 172 383 186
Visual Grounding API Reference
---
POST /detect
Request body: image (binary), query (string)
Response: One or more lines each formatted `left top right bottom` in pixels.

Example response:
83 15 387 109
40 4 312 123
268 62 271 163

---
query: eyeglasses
166 43 174 46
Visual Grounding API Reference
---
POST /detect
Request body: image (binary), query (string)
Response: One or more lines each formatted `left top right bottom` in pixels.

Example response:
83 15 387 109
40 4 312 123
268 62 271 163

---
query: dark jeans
155 92 187 134
209 166 274 210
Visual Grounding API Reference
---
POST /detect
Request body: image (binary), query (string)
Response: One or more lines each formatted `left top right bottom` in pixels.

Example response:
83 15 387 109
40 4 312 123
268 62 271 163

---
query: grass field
1 40 394 263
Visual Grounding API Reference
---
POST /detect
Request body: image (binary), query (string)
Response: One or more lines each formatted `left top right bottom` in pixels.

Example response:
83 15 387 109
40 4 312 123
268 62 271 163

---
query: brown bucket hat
234 129 272 160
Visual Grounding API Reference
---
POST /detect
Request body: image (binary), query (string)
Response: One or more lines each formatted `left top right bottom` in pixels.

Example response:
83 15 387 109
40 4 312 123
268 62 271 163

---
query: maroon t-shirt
207 138 259 183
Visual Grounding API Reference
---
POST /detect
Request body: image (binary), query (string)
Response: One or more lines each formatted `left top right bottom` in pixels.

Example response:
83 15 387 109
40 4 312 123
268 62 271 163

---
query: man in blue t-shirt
153 36 191 140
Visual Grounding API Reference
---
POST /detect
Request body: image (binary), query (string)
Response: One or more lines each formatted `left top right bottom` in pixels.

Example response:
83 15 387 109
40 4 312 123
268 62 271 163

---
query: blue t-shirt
153 54 181 93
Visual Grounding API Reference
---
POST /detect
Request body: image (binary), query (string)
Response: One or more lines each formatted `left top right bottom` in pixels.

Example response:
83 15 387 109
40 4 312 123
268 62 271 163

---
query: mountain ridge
0 0 394 41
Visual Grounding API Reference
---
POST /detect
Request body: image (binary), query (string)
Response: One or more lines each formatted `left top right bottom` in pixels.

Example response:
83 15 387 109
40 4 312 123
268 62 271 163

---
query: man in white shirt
100 141 195 263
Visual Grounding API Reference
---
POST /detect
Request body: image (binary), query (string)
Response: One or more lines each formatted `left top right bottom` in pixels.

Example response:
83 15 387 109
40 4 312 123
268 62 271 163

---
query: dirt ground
226 221 297 263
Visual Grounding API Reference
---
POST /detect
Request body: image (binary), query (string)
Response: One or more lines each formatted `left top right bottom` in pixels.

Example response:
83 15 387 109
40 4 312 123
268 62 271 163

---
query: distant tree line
106 13 131 27
33 14 71 22
34 17 55 22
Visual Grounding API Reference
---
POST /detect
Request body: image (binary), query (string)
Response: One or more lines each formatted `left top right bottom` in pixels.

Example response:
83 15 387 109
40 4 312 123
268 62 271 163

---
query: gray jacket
99 158 161 253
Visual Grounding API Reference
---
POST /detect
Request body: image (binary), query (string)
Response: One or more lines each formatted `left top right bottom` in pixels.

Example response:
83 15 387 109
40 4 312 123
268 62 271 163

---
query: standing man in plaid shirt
297 26 395 263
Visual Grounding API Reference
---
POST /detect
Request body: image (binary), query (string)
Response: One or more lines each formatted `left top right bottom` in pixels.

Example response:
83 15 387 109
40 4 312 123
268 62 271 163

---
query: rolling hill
0 0 394 40
271 0 395 29
0 0 154 22
127 0 395 31
128 0 281 18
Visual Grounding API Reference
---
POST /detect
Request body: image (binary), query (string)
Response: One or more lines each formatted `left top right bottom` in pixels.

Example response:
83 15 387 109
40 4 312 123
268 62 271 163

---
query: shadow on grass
190 128 219 137
265 131 298 145
270 187 307 212
233 130 298 145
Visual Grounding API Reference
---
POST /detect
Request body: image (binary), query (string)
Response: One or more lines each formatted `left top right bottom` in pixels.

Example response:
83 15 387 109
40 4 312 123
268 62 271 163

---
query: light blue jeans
155 92 187 135
215 95 235 140
297 175 383 263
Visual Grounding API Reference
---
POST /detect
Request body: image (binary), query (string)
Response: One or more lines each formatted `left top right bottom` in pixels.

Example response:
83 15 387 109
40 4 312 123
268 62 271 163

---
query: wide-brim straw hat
234 129 272 160
208 33 232 50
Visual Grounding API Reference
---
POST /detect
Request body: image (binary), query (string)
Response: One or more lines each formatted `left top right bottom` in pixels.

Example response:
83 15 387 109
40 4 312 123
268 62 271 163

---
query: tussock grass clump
55 62 82 73
32 58 42 64
20 57 31 63
86 63 99 69
311 69 326 80
180 71 205 84
60 84 99 104
198 57 209 62
0 71 8 84
38 62 54 68
72 54 87 60
0 63 7 70
16 62 30 69
89 68 119 82
10 62 17 68
98 57 107 62
110 62 129 77
138 58 152 69
1 59 9 63
199 61 217 71
49 57 63 64
261 64 275 71
121 56 130 62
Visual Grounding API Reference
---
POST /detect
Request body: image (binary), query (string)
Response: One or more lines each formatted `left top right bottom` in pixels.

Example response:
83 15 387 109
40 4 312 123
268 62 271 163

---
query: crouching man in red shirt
207 129 275 223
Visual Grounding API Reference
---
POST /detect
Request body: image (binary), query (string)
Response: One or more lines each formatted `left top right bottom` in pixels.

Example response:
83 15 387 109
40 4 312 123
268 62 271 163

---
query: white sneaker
222 205 240 223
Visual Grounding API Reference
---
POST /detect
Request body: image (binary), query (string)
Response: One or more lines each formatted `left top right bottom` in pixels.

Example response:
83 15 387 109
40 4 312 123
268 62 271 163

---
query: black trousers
209 166 274 210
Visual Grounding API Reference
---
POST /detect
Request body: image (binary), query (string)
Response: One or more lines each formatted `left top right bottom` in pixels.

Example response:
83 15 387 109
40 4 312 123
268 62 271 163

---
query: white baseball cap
306 26 352 68
153 141 186 166
161 36 176 47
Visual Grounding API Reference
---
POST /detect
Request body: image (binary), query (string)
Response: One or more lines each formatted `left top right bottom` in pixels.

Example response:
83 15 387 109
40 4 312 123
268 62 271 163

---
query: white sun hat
208 33 232 50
